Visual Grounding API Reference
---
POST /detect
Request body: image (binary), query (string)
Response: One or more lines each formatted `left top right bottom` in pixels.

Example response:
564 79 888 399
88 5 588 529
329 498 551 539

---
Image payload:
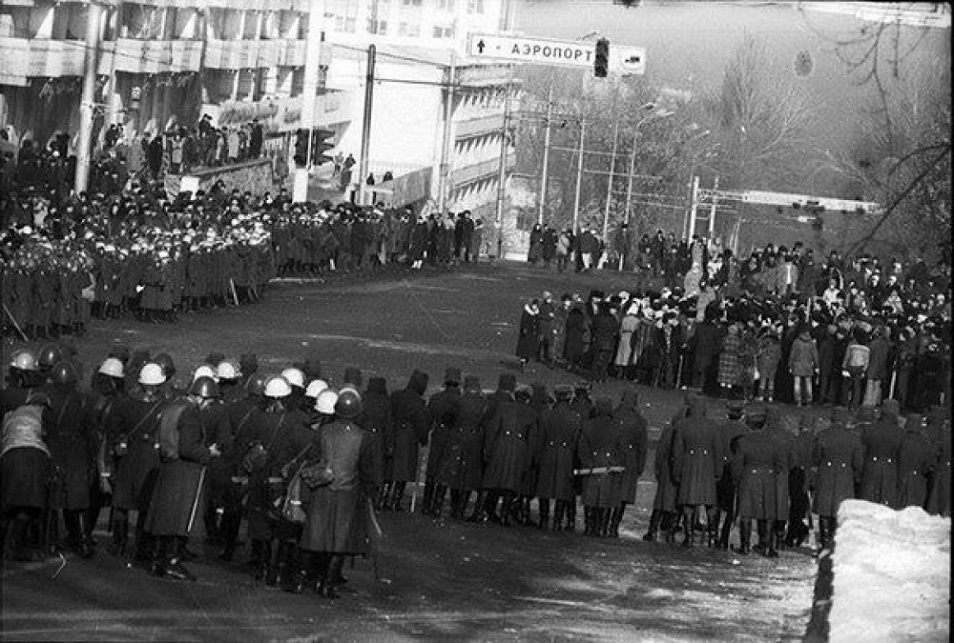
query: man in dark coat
578 397 624 537
589 303 620 383
897 414 934 509
536 385 581 531
812 408 863 554
671 395 723 547
712 401 746 549
515 300 540 370
387 370 431 511
689 311 722 393
537 292 556 367
437 375 487 519
480 386 536 526
731 405 782 555
611 390 647 538
859 400 903 508
44 361 96 558
358 376 391 509
423 367 461 517
249 119 263 159
144 377 222 581
468 373 515 522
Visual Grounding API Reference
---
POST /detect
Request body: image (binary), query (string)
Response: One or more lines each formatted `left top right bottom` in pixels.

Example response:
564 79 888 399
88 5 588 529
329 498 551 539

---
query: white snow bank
829 499 951 643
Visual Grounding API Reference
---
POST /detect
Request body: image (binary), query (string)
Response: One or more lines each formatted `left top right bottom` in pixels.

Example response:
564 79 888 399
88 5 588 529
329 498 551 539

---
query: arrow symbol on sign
477 39 486 54
625 55 641 64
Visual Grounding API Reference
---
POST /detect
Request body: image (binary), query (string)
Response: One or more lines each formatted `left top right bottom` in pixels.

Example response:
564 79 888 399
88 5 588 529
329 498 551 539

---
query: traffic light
594 38 609 78
311 127 336 166
294 129 309 168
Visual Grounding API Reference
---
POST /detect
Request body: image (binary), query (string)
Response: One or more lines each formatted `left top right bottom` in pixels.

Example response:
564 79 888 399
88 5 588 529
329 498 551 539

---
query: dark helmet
154 353 176 378
334 389 363 419
38 344 64 370
247 372 269 397
189 376 220 399
50 360 79 384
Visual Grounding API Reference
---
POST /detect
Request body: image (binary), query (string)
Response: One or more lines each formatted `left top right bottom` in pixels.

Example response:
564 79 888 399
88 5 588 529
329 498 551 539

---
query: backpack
156 398 191 462
2 404 48 457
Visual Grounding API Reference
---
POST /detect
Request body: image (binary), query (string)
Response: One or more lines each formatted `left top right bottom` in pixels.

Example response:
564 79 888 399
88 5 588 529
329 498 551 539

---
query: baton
573 466 625 476
186 466 207 534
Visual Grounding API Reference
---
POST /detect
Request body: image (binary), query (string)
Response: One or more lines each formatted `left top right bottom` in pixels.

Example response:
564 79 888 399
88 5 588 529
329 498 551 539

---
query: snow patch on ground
829 499 951 643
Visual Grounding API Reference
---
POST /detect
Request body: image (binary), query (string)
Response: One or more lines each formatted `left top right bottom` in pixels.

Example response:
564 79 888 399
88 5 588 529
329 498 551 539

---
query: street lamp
624 107 675 225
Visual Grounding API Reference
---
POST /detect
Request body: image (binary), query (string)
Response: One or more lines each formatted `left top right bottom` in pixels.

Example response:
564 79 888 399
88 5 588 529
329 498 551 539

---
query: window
368 18 388 35
398 21 419 37
432 25 454 38
467 0 484 14
438 0 455 10
403 0 422 6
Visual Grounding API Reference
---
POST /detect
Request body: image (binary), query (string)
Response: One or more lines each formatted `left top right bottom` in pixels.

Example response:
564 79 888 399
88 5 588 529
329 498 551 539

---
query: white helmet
281 367 305 389
139 362 166 386
265 376 292 399
338 384 360 398
193 364 218 382
305 379 329 399
217 361 240 380
10 349 39 372
98 357 125 379
315 389 338 415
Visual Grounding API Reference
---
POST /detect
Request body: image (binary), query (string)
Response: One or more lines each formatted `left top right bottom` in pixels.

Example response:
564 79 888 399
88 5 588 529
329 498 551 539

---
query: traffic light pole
357 44 376 206
572 117 586 234
495 65 514 261
437 51 457 214
537 83 553 225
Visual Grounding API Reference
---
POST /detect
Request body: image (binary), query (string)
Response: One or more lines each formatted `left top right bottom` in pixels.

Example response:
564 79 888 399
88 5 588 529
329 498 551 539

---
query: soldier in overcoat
859 400 903 508
535 385 581 531
436 375 487 519
712 401 746 549
386 370 431 511
357 376 390 509
578 397 624 537
481 387 536 526
732 405 782 555
611 390 647 538
896 414 934 509
671 395 723 546
424 368 461 517
811 408 863 553
644 405 685 543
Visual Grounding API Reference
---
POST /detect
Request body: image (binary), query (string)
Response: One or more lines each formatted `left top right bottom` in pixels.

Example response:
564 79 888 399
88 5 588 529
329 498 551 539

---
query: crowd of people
1 341 949 599
1 175 488 339
515 236 951 415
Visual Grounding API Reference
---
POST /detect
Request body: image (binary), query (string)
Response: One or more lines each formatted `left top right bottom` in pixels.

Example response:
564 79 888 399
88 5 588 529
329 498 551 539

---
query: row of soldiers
647 396 951 557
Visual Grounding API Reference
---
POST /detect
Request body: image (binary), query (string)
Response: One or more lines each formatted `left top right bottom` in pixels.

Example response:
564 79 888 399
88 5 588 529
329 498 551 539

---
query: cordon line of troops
1 339 950 599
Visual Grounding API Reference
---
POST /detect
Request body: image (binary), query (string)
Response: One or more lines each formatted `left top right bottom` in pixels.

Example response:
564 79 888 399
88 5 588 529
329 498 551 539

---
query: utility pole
687 175 700 238
537 83 553 225
708 176 719 239
74 0 103 194
357 44 376 206
572 116 586 234
294 1 326 203
437 51 457 214
494 65 514 260
602 119 619 239
624 126 638 226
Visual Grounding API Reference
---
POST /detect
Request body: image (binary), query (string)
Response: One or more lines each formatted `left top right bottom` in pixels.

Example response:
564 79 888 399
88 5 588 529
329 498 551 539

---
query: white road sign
467 33 646 75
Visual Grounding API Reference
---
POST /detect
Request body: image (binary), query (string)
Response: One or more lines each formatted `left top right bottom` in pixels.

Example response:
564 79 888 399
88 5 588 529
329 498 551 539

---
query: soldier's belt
573 466 625 476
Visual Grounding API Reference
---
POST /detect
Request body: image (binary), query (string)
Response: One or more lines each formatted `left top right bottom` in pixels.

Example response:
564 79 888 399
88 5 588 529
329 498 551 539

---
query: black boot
468 491 487 523
538 499 550 531
164 537 196 581
267 541 288 587
766 527 779 558
553 500 566 532
583 507 595 536
682 510 695 547
421 478 435 515
500 493 514 527
391 483 406 513
643 509 661 541
133 520 155 567
610 505 625 538
430 485 447 518
755 520 769 556
377 483 392 511
284 550 313 594
150 535 168 577
74 512 94 559
109 516 129 558
483 492 501 524
218 512 240 561
319 555 344 599
736 520 752 555
719 509 734 550
599 508 612 537
566 501 577 532
256 540 272 581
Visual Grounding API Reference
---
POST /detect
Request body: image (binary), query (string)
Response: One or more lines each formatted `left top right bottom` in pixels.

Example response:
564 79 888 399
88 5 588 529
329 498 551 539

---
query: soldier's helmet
98 357 125 379
305 379 329 400
50 360 79 384
281 367 306 390
139 363 167 386
335 389 363 419
265 376 292 399
38 344 64 370
316 389 339 415
189 376 220 399
217 361 240 381
247 372 269 397
10 348 39 372
193 364 218 382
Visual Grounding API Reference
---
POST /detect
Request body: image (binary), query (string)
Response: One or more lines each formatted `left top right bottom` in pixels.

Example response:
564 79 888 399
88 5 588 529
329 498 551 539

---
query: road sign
467 33 646 75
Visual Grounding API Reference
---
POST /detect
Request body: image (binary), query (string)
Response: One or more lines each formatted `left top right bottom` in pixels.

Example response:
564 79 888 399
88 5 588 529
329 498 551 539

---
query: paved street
2 262 816 641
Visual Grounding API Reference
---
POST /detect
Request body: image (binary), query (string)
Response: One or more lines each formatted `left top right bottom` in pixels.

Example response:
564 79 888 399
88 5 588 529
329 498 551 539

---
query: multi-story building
0 0 314 152
321 0 520 217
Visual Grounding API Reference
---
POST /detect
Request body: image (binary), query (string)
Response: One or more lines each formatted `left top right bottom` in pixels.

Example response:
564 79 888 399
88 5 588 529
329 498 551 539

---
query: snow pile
828 499 950 642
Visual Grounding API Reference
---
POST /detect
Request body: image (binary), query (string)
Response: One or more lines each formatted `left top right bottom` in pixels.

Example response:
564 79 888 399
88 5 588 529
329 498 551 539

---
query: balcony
451 151 516 190
203 39 306 70
112 38 204 74
455 113 505 141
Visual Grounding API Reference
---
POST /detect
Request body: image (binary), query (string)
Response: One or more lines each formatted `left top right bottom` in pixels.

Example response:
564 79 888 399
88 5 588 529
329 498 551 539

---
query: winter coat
357 385 391 484
732 430 782 520
788 334 819 377
564 306 589 363
145 404 213 538
812 424 863 517
300 420 379 554
535 403 582 501
482 399 535 492
652 423 679 512
44 386 94 510
897 431 934 509
426 387 460 479
107 391 164 511
717 331 744 386
515 307 540 361
614 395 648 504
389 372 431 482
436 392 488 491
614 313 640 367
671 405 723 506
926 426 951 516
578 412 623 508
859 418 904 508
866 337 891 381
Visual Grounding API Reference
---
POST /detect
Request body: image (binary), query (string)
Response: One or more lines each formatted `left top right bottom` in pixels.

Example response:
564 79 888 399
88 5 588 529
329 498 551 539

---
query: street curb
803 548 833 642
